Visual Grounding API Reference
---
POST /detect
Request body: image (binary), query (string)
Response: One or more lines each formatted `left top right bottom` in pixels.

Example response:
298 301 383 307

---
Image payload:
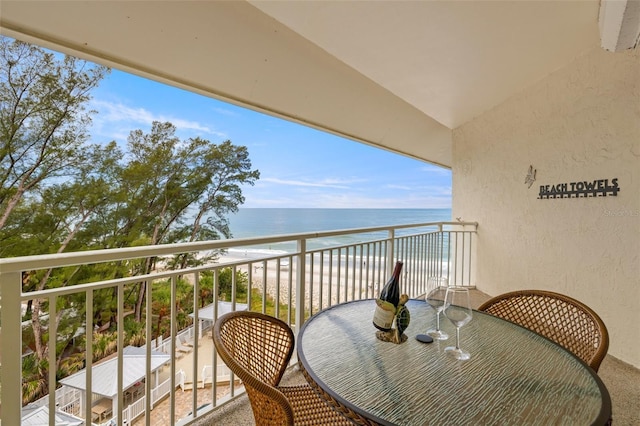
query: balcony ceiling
0 1 602 168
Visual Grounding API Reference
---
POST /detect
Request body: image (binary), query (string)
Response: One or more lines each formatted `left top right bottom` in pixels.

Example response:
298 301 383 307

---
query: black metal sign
538 178 620 199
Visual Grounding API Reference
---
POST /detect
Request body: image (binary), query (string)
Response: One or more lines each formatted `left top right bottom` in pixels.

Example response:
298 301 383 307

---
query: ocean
226 208 451 255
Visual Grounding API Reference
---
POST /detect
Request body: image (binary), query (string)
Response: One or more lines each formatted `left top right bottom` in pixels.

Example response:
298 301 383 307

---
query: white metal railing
152 375 174 408
149 327 198 356
122 396 146 425
0 221 477 425
58 399 80 417
97 372 179 426
30 371 180 425
31 386 80 410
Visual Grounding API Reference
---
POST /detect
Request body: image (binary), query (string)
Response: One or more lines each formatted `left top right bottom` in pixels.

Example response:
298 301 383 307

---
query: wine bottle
372 261 403 331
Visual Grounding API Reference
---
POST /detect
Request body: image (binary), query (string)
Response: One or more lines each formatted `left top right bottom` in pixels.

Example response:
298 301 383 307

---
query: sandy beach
216 250 390 313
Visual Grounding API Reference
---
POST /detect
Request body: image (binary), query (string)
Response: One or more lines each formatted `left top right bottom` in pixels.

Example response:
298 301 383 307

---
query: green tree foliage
1 37 260 403
113 122 260 320
21 355 47 404
150 278 195 339
0 36 112 401
0 37 109 230
199 267 249 303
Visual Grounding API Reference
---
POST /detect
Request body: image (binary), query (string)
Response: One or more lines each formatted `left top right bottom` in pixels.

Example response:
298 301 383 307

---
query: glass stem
436 312 441 331
455 327 461 350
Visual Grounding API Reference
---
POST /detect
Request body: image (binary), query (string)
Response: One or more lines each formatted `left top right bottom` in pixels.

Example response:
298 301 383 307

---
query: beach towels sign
538 178 620 199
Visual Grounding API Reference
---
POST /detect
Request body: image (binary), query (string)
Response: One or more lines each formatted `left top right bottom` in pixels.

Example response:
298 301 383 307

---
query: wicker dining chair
213 311 354 425
478 290 609 372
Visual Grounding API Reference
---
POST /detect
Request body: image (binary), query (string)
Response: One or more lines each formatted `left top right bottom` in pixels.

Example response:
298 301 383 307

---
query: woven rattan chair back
478 290 609 372
214 311 354 425
214 311 296 424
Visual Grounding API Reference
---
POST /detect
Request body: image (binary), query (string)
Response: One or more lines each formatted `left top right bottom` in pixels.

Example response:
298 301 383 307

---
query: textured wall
452 47 640 367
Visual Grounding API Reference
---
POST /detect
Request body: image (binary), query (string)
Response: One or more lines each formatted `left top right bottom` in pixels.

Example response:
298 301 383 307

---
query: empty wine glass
419 277 449 341
443 286 473 360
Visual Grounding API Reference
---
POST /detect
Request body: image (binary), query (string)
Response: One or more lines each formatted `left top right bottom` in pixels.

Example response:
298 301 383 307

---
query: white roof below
21 405 83 426
189 301 248 322
59 346 169 398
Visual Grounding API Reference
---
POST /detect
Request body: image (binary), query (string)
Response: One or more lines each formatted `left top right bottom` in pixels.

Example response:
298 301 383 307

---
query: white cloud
427 186 452 196
385 184 413 191
89 99 227 140
421 165 451 175
244 175 451 208
260 177 351 189
213 107 239 117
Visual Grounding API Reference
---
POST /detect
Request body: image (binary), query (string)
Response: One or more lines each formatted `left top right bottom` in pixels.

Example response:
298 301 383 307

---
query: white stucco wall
452 47 640 367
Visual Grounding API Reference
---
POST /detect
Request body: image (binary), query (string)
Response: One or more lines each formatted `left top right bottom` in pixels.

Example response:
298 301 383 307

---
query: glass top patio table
297 299 611 426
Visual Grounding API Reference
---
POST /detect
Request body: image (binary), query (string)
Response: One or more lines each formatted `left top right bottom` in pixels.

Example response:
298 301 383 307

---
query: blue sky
88 69 451 209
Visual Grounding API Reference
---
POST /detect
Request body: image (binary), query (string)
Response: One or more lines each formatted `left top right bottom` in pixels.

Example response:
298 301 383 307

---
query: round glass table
297 299 611 425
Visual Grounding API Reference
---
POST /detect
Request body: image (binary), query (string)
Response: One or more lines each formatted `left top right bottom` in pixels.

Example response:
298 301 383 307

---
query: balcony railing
0 221 477 425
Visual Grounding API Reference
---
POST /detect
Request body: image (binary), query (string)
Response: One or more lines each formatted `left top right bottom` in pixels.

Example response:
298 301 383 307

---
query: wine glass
418 277 449 341
443 286 473 360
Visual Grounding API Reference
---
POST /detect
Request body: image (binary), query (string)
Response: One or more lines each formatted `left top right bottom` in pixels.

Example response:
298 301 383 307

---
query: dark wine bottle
372 261 403 331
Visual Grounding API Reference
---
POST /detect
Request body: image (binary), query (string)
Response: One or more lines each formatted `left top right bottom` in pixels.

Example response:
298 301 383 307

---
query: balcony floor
191 289 639 426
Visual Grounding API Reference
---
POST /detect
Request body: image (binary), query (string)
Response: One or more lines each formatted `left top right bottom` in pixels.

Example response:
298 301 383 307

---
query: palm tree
22 355 48 404
93 332 117 361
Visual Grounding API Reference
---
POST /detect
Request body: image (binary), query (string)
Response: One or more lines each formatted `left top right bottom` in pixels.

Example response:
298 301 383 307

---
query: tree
0 37 111 402
0 36 109 229
1 37 260 402
13 120 259 401
217 267 249 301
199 267 249 304
9 143 121 377
111 122 259 321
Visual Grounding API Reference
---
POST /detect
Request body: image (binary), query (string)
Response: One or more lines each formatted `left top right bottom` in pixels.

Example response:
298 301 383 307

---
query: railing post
48 294 57 425
192 273 200 420
117 283 125 426
387 229 395 273
169 276 177 423
295 238 306 335
0 270 22 425
469 226 477 287
85 290 94 424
